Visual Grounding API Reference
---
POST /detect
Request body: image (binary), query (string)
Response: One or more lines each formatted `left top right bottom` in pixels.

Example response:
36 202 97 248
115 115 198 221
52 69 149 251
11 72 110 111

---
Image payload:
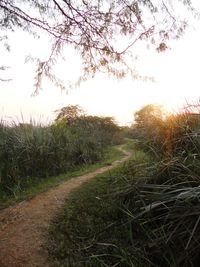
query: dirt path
0 146 131 267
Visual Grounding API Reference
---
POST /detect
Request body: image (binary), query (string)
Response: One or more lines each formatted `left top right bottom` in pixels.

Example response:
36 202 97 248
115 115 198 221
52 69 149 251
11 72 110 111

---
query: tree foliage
134 104 165 127
131 104 166 155
132 101 200 157
55 105 85 124
0 0 198 91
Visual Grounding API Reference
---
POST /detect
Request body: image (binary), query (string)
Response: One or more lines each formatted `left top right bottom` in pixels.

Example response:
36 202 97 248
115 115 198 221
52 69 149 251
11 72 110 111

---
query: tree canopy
134 104 165 126
55 105 85 123
0 0 198 92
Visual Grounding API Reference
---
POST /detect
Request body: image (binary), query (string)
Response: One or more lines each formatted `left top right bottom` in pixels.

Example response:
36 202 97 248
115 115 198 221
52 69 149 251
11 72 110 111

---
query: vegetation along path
0 145 131 267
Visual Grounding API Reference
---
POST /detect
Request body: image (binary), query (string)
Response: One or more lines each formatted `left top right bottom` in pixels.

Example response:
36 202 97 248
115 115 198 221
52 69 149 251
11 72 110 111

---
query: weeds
48 101 200 267
47 147 149 267
0 113 122 197
0 145 125 209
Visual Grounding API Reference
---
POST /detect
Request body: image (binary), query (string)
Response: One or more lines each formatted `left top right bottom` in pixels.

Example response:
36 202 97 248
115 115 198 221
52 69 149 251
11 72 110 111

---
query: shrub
0 113 121 196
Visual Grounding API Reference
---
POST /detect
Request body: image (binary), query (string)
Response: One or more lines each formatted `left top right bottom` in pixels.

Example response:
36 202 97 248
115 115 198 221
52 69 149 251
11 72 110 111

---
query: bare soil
0 146 131 267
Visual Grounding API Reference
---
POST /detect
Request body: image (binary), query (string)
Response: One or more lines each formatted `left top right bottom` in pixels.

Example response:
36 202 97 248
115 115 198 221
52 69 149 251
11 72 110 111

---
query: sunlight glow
0 15 200 125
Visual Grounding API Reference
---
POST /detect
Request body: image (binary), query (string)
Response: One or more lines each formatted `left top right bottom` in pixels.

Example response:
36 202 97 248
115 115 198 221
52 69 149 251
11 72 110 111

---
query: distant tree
134 104 165 127
132 104 166 155
53 110 121 164
0 0 198 92
55 105 85 124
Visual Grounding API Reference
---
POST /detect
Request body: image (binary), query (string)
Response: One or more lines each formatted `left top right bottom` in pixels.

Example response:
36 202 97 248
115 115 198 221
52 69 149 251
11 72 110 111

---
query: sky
0 3 200 126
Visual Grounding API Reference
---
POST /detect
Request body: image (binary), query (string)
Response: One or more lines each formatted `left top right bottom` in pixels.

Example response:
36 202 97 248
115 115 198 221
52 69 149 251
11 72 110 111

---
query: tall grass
0 115 122 196
48 102 200 267
112 102 200 266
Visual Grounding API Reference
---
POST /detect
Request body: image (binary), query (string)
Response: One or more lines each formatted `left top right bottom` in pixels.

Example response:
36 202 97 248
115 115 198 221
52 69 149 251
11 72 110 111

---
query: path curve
0 145 131 267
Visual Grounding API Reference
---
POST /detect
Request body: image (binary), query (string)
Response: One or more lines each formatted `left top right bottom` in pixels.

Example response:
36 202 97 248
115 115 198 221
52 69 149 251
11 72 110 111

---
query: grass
48 139 200 267
0 115 122 197
47 105 200 267
47 144 148 267
0 144 125 209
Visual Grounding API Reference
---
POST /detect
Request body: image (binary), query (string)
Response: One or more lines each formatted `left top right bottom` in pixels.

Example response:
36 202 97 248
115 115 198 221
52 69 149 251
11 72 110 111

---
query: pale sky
0 4 200 125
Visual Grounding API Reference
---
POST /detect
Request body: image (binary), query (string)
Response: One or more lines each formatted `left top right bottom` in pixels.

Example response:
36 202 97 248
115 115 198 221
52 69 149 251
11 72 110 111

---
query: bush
47 102 200 267
0 114 121 196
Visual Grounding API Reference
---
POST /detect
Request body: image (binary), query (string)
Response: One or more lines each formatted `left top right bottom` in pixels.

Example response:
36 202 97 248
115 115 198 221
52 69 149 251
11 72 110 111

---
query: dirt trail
0 146 131 267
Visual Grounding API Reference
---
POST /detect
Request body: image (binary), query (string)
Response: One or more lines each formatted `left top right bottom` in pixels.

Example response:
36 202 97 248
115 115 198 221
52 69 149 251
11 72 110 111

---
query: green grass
123 137 137 151
47 145 148 267
0 115 122 197
47 142 200 266
47 106 200 266
0 144 125 209
47 139 200 267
